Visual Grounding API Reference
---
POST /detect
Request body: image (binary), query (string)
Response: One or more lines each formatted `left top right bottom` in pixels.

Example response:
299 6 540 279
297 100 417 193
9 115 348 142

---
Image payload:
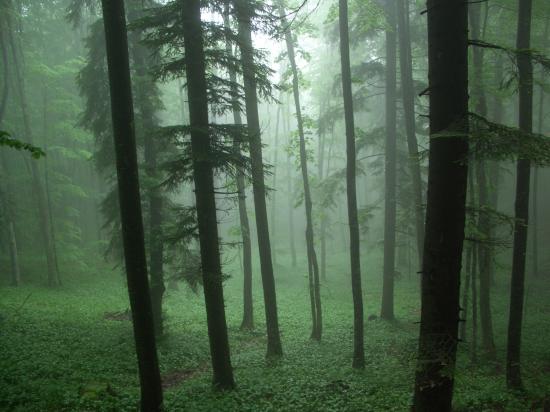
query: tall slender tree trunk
531 20 548 278
128 10 166 338
278 2 322 340
339 0 365 370
271 103 281 268
412 0 469 410
7 19 59 286
381 0 397 321
181 0 235 388
235 0 283 358
471 240 478 363
223 10 254 330
286 97 297 267
470 2 495 359
318 107 327 281
488 54 503 286
0 26 19 286
42 89 61 281
507 0 533 391
397 0 424 264
459 244 472 342
100 0 163 408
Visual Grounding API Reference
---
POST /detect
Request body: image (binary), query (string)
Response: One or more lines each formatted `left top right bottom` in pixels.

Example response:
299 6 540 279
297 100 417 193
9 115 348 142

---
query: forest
1 0 550 411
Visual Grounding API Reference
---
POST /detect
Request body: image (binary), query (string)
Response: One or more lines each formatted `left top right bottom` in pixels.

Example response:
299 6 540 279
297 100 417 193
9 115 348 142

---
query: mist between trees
1 0 550 411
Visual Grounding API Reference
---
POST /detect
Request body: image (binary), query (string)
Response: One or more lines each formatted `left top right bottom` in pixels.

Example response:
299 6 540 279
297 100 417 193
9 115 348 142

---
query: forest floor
1 250 550 411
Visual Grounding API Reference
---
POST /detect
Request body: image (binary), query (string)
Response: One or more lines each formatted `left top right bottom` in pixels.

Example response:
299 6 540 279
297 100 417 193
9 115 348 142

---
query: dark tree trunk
128 11 166 338
412 0 469 410
381 0 397 321
181 0 235 388
470 3 495 359
223 10 254 330
339 0 365 370
7 20 59 287
507 0 533 391
471 238 478 363
397 0 424 264
235 0 283 358
459 243 472 342
278 2 322 341
99 0 163 409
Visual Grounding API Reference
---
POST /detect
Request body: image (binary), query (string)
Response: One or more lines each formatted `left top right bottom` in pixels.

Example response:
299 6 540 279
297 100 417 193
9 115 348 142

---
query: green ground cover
1 251 549 411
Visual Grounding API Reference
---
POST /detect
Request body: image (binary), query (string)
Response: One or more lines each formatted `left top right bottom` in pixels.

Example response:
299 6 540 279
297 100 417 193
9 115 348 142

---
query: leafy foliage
0 131 45 159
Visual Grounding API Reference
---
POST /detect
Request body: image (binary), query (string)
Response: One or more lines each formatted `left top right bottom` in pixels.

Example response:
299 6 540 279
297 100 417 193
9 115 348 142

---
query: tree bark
181 0 235 388
507 0 533 391
278 1 322 340
100 0 163 408
397 0 424 265
235 0 283 358
339 0 365 369
381 0 397 321
412 0 469 409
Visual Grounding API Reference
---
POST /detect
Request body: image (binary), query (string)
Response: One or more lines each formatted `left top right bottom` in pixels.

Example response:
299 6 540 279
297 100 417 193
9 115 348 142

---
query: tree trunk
235 0 283 358
459 243 472 342
397 0 424 265
286 97 297 268
471 239 478 364
339 0 365 370
507 0 533 391
7 18 59 287
381 0 397 321
181 0 235 388
128 10 166 338
271 103 281 268
0 28 19 286
531 19 548 278
278 2 322 341
318 101 327 281
469 2 496 359
223 10 254 330
412 0 469 410
100 0 163 408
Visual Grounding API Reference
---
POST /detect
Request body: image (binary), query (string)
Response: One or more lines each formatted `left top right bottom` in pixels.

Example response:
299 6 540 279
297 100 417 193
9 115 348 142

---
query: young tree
99 0 163 409
235 0 283 358
278 1 322 341
413 0 469 409
182 0 235 388
339 0 365 369
381 0 397 321
506 0 533 391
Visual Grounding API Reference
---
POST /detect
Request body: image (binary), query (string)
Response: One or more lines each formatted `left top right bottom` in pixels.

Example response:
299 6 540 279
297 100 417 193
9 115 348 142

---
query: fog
1 0 550 411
